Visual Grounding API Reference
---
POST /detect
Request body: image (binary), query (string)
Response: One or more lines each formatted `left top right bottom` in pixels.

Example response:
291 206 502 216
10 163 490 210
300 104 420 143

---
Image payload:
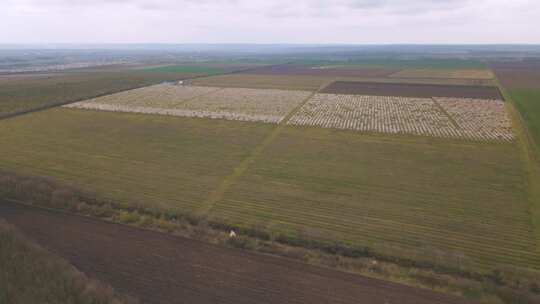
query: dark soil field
246 64 399 78
0 202 471 304
321 81 503 99
491 60 540 89
0 219 132 304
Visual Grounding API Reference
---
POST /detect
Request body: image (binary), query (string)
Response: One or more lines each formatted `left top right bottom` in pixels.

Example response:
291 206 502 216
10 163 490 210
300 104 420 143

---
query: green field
0 105 537 272
0 109 273 212
509 89 540 155
209 127 537 271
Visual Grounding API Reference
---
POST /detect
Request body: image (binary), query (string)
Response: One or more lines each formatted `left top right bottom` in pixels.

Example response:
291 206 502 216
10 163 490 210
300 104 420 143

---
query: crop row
213 198 539 271
208 126 535 271
434 97 514 142
287 94 514 142
179 87 310 123
288 94 459 137
0 108 275 214
83 84 219 107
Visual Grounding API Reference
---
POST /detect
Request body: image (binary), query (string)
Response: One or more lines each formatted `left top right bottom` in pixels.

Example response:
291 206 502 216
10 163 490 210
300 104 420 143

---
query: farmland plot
188 73 494 89
211 127 537 272
492 60 540 89
288 94 459 138
67 85 312 124
0 203 470 304
435 98 514 142
188 74 327 91
245 64 399 78
288 94 514 142
0 108 274 213
178 87 311 123
390 69 494 80
0 71 204 117
66 84 218 109
321 81 502 99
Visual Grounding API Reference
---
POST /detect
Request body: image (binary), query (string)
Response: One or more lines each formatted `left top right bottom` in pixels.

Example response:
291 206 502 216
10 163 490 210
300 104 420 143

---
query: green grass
494 70 540 256
143 65 234 74
0 108 274 213
0 70 202 116
209 127 537 272
0 220 132 304
508 89 540 157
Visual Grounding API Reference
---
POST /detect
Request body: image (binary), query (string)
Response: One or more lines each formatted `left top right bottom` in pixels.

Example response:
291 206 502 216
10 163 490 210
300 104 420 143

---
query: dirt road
0 201 471 304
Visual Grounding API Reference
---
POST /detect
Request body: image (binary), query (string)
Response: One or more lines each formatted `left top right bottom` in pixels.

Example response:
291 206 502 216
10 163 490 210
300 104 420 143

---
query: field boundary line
430 97 461 130
198 81 331 214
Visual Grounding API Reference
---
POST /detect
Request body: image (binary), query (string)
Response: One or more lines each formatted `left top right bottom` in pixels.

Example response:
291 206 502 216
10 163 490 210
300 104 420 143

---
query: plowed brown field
491 60 540 89
322 81 502 99
0 202 471 304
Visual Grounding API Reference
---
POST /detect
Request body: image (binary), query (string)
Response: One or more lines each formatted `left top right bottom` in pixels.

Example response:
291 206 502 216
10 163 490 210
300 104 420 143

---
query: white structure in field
287 93 514 142
65 84 310 124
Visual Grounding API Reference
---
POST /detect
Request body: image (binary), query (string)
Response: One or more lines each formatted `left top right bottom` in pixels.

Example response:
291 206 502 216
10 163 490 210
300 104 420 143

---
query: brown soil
321 81 502 99
0 201 471 304
245 64 399 78
491 60 540 89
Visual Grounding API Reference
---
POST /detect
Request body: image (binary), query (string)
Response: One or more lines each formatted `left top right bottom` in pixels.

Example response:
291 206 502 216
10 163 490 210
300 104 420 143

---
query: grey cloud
7 0 468 11
344 0 471 12
1 0 539 43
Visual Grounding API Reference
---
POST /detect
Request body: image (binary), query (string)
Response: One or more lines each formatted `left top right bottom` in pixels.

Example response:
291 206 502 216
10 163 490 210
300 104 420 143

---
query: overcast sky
1 0 539 44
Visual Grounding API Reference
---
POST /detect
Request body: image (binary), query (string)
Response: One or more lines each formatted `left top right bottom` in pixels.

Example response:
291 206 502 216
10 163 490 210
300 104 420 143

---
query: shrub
155 217 176 232
117 211 140 224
